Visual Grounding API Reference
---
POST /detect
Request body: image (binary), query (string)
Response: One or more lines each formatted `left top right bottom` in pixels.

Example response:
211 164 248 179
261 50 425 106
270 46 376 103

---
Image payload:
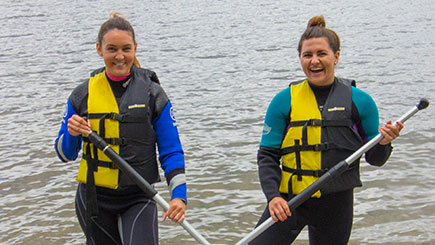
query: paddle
236 98 429 245
87 132 211 245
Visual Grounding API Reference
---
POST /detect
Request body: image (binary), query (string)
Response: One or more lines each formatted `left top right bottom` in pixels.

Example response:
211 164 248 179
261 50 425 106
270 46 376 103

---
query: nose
311 54 320 64
115 51 124 60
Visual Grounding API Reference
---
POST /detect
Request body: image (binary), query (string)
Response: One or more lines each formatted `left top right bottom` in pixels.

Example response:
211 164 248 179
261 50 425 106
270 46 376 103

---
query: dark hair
297 15 340 55
97 12 136 45
97 12 140 67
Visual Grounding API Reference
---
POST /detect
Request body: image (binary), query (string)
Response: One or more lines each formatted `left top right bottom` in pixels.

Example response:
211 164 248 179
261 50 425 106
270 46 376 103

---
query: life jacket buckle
313 168 327 177
308 119 322 126
315 143 329 151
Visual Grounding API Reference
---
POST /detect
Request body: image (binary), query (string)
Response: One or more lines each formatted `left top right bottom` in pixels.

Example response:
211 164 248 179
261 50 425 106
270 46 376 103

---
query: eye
302 53 312 58
106 47 117 52
318 51 328 56
123 47 132 52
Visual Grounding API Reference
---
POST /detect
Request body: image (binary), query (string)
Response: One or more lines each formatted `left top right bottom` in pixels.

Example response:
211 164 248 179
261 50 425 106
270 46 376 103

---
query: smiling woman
53 12 188 245
297 16 340 86
96 29 137 77
299 38 339 86
250 15 404 244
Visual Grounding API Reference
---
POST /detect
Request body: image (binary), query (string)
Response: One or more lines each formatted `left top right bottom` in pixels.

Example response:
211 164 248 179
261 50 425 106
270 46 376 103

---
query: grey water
0 0 434 244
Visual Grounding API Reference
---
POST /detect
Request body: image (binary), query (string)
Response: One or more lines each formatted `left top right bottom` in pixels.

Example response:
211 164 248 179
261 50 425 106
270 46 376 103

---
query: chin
108 69 129 77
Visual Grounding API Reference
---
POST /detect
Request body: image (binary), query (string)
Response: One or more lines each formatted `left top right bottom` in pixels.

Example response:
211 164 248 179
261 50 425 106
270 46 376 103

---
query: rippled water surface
1 0 434 244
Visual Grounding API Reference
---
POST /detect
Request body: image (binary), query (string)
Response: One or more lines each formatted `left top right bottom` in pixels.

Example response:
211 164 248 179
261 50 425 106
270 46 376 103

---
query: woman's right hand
268 196 291 222
67 114 91 136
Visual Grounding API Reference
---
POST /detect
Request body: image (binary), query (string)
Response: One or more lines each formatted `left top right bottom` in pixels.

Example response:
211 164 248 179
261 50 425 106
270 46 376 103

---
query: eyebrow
302 49 329 54
106 43 133 48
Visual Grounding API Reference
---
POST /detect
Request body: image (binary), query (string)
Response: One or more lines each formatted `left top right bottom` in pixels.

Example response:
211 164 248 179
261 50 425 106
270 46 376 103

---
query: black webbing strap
282 165 328 178
83 136 127 146
281 143 332 155
82 154 117 169
288 119 353 128
88 112 147 123
87 112 146 142
294 140 302 181
85 143 100 244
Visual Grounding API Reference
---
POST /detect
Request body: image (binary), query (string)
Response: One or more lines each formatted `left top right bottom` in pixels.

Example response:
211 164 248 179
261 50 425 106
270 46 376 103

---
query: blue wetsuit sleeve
153 101 187 202
258 87 291 202
54 99 83 162
352 87 392 166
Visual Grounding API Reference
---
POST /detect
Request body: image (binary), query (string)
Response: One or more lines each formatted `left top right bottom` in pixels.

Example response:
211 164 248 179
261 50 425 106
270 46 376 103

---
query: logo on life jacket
128 104 146 109
327 107 345 112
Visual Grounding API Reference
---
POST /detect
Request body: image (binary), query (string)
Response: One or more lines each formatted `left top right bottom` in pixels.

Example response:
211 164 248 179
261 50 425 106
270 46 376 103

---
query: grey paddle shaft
87 132 211 245
236 98 429 245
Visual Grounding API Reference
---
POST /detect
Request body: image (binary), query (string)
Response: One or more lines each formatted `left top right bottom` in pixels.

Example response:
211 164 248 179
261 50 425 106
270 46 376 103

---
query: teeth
311 67 323 71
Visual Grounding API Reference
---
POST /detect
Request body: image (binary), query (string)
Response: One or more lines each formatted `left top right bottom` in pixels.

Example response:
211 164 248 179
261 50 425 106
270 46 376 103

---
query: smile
113 62 126 68
310 67 324 73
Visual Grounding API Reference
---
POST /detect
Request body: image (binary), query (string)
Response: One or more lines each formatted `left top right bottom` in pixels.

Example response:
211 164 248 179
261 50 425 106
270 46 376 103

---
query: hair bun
307 15 326 28
109 11 124 19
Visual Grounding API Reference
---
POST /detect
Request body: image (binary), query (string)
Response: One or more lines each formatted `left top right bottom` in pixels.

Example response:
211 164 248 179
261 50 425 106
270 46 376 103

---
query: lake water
1 0 434 244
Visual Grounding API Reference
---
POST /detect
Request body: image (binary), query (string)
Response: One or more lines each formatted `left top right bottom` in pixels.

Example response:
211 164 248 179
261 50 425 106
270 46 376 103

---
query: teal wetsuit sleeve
257 87 291 201
352 87 392 166
260 87 291 149
352 87 379 140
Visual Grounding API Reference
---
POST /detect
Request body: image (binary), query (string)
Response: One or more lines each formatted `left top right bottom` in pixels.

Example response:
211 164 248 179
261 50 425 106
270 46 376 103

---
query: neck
106 71 131 82
308 77 336 87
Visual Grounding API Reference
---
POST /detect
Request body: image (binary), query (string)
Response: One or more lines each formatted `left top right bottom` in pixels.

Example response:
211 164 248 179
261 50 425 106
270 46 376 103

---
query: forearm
55 132 82 162
258 146 282 202
54 99 83 162
154 101 187 201
365 142 393 167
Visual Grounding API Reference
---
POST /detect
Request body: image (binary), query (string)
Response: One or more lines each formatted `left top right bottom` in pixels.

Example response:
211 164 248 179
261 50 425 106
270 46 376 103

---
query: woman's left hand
162 198 186 223
379 121 404 145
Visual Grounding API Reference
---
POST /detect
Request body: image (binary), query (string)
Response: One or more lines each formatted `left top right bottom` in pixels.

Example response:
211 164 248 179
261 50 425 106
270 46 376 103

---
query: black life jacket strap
294 140 302 181
82 153 117 169
85 143 100 244
282 165 328 178
288 119 353 128
88 112 147 123
83 136 127 146
87 112 146 140
281 143 334 155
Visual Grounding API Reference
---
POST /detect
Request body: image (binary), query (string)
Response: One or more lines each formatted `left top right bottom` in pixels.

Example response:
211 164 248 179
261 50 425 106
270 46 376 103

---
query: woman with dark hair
54 12 186 244
250 15 403 244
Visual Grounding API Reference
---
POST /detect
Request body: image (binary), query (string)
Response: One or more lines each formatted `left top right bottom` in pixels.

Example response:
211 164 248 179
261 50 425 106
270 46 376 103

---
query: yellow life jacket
279 80 322 197
279 79 362 197
77 71 120 189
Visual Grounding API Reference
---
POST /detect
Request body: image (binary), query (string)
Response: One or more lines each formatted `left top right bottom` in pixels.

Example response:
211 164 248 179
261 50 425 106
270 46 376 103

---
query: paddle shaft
236 99 429 245
87 132 211 245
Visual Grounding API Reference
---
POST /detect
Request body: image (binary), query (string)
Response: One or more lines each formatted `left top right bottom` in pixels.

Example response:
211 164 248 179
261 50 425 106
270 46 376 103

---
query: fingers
67 115 91 136
163 199 186 223
268 197 291 222
379 121 404 145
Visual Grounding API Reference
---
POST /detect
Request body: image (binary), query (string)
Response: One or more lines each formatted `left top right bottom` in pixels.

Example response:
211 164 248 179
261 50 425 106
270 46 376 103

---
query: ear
334 51 340 65
134 42 138 53
96 42 103 57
